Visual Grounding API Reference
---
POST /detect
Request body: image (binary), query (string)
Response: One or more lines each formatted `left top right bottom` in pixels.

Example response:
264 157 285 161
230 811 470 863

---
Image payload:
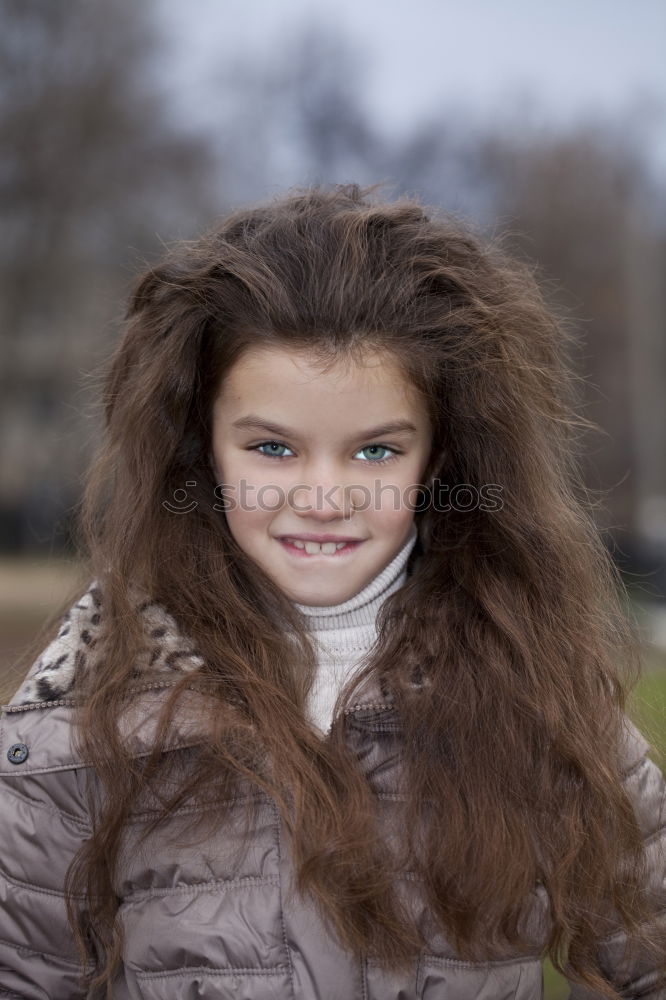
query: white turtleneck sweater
294 522 419 735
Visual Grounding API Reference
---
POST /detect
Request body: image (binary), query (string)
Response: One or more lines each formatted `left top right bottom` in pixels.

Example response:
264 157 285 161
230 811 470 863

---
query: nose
289 465 358 521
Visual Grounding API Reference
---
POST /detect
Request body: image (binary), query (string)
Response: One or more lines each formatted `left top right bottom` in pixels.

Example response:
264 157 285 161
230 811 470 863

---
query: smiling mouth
278 538 362 556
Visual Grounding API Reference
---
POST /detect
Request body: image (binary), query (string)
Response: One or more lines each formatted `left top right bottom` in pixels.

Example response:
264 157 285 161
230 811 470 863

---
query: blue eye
355 445 396 463
250 441 398 463
254 441 293 458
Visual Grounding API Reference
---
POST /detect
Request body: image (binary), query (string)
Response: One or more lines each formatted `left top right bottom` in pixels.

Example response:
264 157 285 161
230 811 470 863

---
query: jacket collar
2 581 395 774
9 580 395 713
8 581 207 709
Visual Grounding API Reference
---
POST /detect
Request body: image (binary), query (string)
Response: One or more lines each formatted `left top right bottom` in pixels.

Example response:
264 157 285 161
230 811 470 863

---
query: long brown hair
42 183 665 995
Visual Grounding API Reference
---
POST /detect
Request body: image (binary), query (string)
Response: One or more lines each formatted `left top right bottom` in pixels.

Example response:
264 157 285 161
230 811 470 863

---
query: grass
543 669 666 999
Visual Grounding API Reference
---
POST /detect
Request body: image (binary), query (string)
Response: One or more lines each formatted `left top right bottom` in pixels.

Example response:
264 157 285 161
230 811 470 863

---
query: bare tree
0 0 221 553
468 122 666 566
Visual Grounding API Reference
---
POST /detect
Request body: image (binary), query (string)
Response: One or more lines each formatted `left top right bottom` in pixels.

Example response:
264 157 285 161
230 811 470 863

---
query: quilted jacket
0 582 665 999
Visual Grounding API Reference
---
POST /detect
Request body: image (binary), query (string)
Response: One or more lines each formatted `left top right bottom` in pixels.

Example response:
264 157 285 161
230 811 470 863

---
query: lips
277 534 362 543
278 537 363 557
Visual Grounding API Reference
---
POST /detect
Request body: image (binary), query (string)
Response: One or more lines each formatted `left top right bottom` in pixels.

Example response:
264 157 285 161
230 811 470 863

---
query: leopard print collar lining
10 581 205 707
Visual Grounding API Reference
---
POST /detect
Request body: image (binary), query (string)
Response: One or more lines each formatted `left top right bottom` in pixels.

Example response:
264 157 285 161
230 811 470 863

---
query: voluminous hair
34 182 665 995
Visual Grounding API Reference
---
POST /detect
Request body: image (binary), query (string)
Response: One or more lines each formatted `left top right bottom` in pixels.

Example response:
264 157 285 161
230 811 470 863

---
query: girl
1 183 664 1000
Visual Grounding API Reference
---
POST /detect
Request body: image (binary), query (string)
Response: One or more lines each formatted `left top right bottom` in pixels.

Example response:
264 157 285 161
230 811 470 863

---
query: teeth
285 538 349 554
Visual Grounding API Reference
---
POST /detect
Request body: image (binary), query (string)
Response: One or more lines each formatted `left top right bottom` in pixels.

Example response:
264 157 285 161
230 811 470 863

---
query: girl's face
210 345 432 606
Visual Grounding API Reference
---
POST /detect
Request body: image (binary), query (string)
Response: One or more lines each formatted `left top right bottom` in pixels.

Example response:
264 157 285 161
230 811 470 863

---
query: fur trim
11 581 205 707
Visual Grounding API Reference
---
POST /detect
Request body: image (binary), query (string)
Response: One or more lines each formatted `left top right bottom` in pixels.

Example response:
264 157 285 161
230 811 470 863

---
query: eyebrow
231 415 419 441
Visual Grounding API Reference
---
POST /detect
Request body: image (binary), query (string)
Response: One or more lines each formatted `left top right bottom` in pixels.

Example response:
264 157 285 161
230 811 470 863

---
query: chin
291 583 352 606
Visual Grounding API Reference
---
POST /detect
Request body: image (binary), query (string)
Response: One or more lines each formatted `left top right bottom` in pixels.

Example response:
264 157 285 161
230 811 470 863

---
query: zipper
3 686 394 717
1 679 185 714
2 697 79 713
344 701 394 715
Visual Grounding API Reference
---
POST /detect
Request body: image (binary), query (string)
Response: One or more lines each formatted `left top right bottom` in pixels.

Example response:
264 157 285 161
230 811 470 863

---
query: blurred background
0 1 665 993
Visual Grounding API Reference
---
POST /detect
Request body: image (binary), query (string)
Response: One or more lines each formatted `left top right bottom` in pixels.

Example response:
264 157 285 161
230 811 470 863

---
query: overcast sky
158 0 666 170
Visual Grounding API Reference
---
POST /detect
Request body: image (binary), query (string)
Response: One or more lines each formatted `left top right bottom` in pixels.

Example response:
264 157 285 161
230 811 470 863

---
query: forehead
217 344 420 404
212 345 433 449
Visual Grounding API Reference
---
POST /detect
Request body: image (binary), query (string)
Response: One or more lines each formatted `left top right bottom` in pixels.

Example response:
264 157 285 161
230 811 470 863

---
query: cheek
224 486 283 539
384 463 429 511
210 445 251 491
368 493 416 528
223 505 269 559
209 442 225 482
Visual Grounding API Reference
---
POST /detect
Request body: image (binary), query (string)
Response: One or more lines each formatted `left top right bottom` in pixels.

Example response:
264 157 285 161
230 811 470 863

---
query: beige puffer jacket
0 583 665 999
